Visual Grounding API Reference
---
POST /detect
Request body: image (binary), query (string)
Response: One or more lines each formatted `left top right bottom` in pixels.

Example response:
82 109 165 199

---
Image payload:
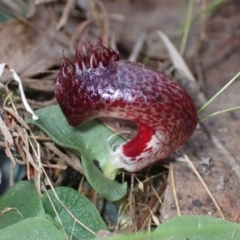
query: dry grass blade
69 0 110 53
149 209 160 226
0 79 43 191
22 145 42 173
70 19 94 54
137 181 166 230
128 33 147 62
157 30 195 81
170 166 181 217
156 30 206 106
57 0 76 30
0 207 23 218
3 107 29 130
129 173 137 231
43 142 83 174
0 63 38 120
89 0 109 46
0 113 15 167
0 114 14 147
42 183 69 239
9 67 39 120
15 97 57 109
183 154 225 220
13 77 55 92
42 163 67 170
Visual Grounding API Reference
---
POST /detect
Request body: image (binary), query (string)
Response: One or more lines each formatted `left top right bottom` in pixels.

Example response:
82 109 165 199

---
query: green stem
180 0 194 55
192 0 227 23
101 160 120 180
199 106 240 123
198 71 240 114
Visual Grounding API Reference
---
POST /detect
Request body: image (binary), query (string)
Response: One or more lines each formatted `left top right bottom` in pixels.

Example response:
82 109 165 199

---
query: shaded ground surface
0 0 240 229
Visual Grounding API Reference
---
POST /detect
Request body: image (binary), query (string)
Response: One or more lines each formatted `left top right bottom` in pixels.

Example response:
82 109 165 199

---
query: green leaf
28 105 124 172
0 1 30 22
42 187 107 240
0 217 66 240
93 216 240 240
153 215 240 240
27 105 127 201
81 154 127 201
0 181 45 230
0 10 14 22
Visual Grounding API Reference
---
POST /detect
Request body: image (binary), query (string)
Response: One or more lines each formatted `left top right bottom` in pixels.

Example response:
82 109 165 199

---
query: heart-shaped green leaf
27 105 127 201
0 217 66 240
0 181 45 230
42 187 107 240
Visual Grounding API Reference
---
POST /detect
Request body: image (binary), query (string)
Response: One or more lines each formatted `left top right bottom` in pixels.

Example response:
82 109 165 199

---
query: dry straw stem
0 84 42 191
0 207 23 219
157 30 195 81
43 142 83 174
116 201 130 231
183 154 225 219
0 112 15 171
129 173 137 231
42 183 69 239
92 0 110 47
157 30 206 105
170 166 181 217
69 0 110 53
70 19 94 54
128 33 147 62
0 63 38 120
57 0 76 30
136 181 166 231
0 63 73 192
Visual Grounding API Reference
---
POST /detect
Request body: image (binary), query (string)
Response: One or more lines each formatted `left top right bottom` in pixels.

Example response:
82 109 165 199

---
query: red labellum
55 41 198 172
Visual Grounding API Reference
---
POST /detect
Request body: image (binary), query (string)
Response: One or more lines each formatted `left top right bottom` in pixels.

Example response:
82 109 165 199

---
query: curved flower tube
55 41 198 172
